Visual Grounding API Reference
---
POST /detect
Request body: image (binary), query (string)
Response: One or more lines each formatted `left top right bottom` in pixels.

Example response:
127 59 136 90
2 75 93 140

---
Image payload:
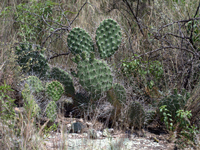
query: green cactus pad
128 102 145 129
22 84 41 118
67 27 94 55
22 83 31 101
77 58 113 95
46 81 64 101
96 19 122 59
107 83 126 105
45 101 57 121
25 76 44 93
50 67 75 97
15 43 50 78
26 98 41 118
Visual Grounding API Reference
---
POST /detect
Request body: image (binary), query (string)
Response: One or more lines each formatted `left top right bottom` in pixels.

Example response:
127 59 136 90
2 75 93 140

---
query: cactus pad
46 81 64 101
96 19 122 59
25 76 44 93
27 98 41 118
77 58 113 95
15 43 50 77
67 27 94 55
50 67 75 97
45 101 57 121
22 84 41 118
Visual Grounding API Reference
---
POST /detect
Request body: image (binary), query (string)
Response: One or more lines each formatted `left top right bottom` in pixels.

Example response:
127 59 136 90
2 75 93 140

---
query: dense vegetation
0 0 200 149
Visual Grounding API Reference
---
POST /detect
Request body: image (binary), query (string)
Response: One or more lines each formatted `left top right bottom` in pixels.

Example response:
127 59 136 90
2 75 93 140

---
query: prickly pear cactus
25 76 44 93
77 58 113 95
107 83 126 105
50 67 75 97
27 98 41 118
46 81 64 101
45 101 57 121
21 83 31 101
158 88 189 119
67 27 94 55
15 43 50 77
21 83 41 118
96 19 122 59
128 102 145 129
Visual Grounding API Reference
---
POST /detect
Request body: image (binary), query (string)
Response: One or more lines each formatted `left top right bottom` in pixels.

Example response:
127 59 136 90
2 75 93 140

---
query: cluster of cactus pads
67 18 121 96
21 75 66 121
17 19 148 128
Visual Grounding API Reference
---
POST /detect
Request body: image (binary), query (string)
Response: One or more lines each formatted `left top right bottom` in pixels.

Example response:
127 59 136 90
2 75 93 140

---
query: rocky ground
43 117 177 150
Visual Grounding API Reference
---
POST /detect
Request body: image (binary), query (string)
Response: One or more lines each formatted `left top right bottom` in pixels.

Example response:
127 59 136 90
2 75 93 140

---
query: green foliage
186 15 200 50
46 81 64 101
96 19 122 59
45 101 57 121
13 1 58 43
15 43 50 78
43 123 59 137
50 67 75 97
158 88 189 120
128 102 145 129
159 105 198 144
121 55 164 89
159 105 174 131
0 81 16 124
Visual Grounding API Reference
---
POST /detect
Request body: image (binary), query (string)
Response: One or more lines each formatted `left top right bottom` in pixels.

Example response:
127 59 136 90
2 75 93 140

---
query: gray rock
71 122 85 133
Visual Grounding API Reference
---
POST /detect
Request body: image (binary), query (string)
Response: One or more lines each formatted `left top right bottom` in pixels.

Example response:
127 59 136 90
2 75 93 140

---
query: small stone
66 124 71 131
96 131 103 138
71 122 85 133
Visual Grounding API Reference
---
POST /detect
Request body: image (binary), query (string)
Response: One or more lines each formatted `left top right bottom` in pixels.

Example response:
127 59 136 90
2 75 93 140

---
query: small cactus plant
65 19 122 100
45 101 57 121
21 83 41 118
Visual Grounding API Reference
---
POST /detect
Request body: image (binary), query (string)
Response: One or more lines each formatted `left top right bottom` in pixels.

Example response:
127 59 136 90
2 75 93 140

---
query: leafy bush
13 1 58 43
